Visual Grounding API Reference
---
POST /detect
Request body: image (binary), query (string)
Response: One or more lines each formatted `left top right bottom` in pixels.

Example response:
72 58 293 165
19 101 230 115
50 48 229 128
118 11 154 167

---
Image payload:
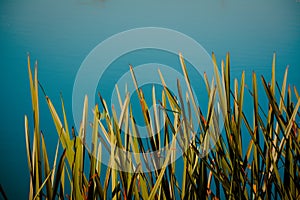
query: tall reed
24 53 299 199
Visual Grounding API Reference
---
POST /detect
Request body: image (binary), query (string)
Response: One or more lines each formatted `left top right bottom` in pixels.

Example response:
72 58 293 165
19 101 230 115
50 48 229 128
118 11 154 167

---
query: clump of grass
24 52 299 199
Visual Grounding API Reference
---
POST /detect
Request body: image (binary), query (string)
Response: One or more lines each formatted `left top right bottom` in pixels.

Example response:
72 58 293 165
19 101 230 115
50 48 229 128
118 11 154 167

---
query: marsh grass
23 53 299 199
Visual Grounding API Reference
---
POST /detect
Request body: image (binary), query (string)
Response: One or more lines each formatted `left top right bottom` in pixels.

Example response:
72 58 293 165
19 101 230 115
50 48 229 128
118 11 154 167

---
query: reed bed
23 53 299 199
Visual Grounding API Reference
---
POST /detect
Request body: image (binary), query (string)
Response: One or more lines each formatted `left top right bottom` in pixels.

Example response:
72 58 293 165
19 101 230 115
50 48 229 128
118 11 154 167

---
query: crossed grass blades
22 52 299 200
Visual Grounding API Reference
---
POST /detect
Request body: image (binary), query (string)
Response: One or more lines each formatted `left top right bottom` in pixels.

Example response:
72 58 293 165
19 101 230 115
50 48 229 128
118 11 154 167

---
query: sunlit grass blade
27 55 42 197
176 79 188 199
271 52 276 95
276 97 300 161
127 164 141 199
252 72 262 195
236 71 245 157
24 115 34 199
80 95 88 142
158 69 181 113
225 52 231 111
60 93 70 140
294 86 299 99
152 86 161 151
33 170 53 200
45 96 74 166
115 84 123 109
90 104 99 178
129 105 149 199
51 140 59 186
272 66 289 162
94 175 104 199
179 53 200 124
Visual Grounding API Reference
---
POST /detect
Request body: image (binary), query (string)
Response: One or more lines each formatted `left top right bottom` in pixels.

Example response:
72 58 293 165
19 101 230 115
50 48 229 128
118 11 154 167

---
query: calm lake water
0 0 299 198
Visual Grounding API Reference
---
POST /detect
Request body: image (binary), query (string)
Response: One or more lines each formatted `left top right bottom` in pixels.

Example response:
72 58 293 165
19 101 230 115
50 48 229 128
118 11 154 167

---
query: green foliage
25 53 300 199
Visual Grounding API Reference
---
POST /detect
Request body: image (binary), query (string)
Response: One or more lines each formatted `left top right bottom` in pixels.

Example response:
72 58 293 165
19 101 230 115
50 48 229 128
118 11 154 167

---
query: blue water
0 0 299 198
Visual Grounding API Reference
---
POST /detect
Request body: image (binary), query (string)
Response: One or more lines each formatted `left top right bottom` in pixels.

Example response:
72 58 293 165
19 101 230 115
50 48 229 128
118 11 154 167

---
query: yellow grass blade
51 140 59 186
115 84 123 109
27 55 42 197
33 170 53 200
60 94 70 140
179 53 200 124
90 104 99 178
45 97 74 165
24 115 34 199
80 95 88 142
152 86 161 149
158 69 181 113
